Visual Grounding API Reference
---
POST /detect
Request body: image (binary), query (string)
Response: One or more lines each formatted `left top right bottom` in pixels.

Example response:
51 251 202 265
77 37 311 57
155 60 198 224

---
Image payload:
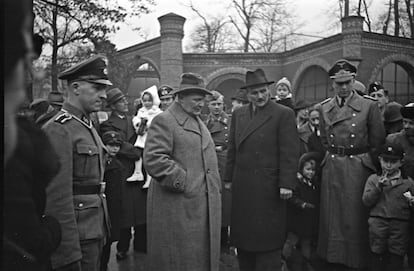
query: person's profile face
178 92 206 116
247 85 270 108
309 110 319 128
75 81 107 113
112 97 129 113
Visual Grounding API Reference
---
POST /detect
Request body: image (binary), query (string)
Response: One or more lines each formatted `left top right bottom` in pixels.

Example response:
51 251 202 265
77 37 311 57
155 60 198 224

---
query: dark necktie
339 98 345 107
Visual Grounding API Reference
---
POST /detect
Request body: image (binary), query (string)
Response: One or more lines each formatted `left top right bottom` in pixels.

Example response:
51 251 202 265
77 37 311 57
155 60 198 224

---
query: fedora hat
171 73 211 95
106 88 125 106
241 69 274 89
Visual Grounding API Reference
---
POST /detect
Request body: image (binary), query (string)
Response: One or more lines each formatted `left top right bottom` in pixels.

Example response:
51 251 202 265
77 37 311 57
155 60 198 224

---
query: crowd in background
3 1 414 271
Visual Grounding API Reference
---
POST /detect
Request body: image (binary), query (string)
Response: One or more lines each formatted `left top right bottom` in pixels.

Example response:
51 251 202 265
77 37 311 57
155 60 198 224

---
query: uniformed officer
42 55 112 271
205 90 231 247
158 85 175 111
316 59 385 270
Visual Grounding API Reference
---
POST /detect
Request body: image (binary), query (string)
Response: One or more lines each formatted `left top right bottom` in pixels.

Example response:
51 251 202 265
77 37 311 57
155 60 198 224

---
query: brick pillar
341 16 364 67
158 13 186 87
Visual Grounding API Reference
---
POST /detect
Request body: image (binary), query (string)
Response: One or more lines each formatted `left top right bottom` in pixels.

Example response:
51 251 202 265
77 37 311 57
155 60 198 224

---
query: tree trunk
394 0 400 36
383 0 392 34
404 0 414 38
51 0 59 92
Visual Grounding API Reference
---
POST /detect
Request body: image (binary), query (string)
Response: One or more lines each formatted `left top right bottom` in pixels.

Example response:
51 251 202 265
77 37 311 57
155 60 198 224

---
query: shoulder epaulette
363 95 377 101
54 112 72 124
320 98 332 105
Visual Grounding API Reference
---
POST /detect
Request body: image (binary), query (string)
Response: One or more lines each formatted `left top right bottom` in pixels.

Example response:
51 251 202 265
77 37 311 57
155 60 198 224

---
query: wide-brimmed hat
241 69 274 89
171 73 211 95
401 103 414 119
384 103 403 123
328 59 357 83
106 88 125 106
294 100 313 111
102 131 123 146
231 89 249 103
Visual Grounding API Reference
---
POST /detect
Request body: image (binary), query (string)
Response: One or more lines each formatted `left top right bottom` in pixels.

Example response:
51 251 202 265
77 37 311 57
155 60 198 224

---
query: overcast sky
109 0 388 51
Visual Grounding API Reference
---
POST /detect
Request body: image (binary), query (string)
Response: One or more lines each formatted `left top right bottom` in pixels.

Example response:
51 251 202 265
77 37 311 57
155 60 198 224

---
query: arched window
375 61 414 105
137 63 156 71
295 66 330 103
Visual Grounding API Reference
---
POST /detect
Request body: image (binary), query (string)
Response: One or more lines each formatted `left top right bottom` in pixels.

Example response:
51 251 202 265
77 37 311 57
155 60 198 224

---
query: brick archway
369 53 414 83
205 67 248 90
291 57 331 96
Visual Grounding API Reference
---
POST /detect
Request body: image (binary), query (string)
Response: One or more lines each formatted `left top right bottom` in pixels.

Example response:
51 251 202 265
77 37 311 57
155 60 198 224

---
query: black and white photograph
3 0 414 270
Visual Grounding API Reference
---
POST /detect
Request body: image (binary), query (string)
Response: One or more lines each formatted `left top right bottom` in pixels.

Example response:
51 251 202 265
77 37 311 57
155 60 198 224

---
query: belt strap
73 183 106 195
328 146 369 156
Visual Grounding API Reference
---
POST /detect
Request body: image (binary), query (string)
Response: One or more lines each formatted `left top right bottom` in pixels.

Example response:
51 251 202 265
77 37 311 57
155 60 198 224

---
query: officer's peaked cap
328 59 357 83
58 55 112 86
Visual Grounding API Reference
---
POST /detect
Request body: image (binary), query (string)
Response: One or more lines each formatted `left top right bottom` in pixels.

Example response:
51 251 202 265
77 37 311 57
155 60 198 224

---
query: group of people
3 1 414 271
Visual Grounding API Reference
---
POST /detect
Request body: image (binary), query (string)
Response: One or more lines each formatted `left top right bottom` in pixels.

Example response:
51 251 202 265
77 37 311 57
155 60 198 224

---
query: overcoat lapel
237 103 272 148
169 102 201 136
197 117 212 150
328 93 363 126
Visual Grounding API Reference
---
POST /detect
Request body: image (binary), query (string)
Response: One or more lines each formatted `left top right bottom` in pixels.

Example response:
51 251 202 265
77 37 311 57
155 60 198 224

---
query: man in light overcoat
143 73 222 271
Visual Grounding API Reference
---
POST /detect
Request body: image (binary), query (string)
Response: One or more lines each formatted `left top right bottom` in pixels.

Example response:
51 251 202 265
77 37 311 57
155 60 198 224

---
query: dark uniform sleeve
367 101 386 150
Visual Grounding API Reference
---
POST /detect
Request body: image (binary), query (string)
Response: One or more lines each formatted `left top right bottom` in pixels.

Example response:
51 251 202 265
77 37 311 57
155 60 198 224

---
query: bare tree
33 0 153 92
405 0 414 39
394 0 400 36
185 1 229 52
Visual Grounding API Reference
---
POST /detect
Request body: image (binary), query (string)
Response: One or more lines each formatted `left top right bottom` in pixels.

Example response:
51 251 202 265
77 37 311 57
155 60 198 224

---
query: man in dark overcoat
224 69 300 270
316 59 385 270
99 88 146 258
42 55 112 271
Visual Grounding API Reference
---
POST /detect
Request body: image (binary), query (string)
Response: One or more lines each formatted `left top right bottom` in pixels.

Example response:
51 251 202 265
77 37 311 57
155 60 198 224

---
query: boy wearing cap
100 131 124 271
316 59 385 269
386 103 414 269
42 55 111 271
362 143 414 271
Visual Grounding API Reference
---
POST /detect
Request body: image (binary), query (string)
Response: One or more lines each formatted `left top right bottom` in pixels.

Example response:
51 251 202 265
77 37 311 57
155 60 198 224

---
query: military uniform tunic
316 92 385 268
206 111 231 227
43 102 109 269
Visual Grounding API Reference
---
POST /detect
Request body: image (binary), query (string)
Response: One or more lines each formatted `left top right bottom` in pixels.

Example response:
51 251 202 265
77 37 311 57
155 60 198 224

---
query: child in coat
100 131 124 271
275 77 294 110
286 152 322 271
127 85 162 188
362 142 414 271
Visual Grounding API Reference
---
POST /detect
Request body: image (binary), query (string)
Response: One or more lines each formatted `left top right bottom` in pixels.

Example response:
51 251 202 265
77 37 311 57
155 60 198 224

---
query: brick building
116 13 414 108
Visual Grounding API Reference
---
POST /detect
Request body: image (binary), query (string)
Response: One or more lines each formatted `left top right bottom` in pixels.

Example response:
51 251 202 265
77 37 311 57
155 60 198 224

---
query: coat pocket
73 144 99 178
74 197 103 240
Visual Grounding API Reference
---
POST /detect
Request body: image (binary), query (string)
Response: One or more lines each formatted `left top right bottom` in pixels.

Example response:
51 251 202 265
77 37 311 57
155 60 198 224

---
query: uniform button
331 144 335 147
350 155 354 158
352 113 356 117
88 150 92 154
351 123 356 127
225 134 228 137
225 127 228 130
330 134 334 138
350 145 354 148
207 169 210 174
350 134 355 138
78 203 84 207
331 154 335 158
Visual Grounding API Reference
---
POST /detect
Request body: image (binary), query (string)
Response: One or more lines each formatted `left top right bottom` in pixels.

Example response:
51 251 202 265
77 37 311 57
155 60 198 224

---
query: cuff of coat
159 169 186 193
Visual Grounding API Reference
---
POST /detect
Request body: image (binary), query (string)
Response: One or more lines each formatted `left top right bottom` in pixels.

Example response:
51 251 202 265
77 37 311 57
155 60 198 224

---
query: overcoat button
352 113 356 117
79 203 83 207
351 134 355 138
351 123 356 127
331 155 335 158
